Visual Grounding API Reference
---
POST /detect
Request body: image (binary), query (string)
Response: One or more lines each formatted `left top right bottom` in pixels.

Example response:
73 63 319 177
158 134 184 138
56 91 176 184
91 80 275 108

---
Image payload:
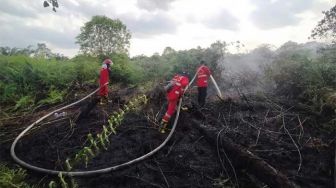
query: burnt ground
0 87 335 188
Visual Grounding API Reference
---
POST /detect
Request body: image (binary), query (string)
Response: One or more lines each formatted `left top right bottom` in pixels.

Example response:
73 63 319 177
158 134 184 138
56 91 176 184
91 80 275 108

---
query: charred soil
0 88 335 188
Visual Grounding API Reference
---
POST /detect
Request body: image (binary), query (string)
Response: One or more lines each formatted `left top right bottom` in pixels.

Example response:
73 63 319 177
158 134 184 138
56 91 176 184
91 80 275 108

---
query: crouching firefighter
159 73 190 133
99 58 113 105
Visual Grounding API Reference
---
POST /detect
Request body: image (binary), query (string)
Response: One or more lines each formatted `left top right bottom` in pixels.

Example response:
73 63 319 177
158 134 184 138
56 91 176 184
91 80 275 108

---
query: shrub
0 163 32 188
0 55 100 110
265 52 336 110
109 53 141 84
13 95 35 111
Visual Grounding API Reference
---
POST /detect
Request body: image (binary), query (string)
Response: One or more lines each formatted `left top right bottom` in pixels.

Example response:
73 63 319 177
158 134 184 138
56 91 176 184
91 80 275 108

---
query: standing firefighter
196 60 211 107
160 73 190 133
99 58 113 104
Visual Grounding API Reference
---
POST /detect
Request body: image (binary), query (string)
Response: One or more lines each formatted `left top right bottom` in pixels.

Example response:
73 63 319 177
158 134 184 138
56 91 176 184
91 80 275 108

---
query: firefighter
159 72 190 133
196 60 211 107
99 58 113 105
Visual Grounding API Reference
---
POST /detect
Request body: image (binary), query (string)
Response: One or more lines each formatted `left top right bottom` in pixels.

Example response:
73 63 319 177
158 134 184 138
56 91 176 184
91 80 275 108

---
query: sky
0 0 333 57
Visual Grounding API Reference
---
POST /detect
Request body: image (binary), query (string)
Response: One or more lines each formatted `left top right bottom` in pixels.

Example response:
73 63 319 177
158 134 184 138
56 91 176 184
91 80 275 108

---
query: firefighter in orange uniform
196 61 211 107
159 73 190 133
99 58 113 104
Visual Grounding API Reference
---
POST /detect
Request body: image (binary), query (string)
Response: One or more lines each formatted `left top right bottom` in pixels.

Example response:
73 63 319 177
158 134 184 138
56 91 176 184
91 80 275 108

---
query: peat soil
0 88 335 188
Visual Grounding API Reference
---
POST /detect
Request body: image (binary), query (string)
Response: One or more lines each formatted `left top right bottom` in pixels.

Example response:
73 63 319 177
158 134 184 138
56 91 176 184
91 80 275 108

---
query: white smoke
213 41 327 99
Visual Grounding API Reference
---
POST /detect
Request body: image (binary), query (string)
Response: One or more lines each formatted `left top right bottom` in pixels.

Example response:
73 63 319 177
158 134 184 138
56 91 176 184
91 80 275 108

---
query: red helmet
104 59 113 65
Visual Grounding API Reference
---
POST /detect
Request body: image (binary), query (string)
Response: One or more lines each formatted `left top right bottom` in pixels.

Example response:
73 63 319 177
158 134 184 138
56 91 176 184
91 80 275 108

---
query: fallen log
190 119 295 188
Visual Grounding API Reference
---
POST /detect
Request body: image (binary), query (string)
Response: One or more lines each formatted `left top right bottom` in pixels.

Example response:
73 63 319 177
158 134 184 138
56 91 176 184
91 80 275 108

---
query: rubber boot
181 106 188 111
159 121 168 134
100 96 108 105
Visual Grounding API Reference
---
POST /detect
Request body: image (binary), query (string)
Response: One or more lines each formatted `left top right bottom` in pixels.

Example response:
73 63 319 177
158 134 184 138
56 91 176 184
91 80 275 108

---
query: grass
0 55 100 112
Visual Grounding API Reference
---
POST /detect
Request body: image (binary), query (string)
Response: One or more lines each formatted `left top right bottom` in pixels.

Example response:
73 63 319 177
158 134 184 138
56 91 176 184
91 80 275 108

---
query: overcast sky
0 0 333 57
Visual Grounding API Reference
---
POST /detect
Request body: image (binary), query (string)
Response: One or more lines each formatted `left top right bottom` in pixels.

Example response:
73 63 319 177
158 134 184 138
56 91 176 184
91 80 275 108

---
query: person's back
167 74 188 100
196 61 211 107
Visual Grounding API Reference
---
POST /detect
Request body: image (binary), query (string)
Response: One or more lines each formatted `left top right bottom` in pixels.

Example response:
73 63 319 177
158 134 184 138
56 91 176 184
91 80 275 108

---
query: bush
13 95 35 111
0 53 146 110
0 163 32 188
0 55 100 110
109 53 142 85
265 52 336 110
37 88 65 106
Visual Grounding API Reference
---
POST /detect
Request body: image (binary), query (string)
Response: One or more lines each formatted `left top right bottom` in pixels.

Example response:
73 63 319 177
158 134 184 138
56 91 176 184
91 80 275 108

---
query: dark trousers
198 87 207 107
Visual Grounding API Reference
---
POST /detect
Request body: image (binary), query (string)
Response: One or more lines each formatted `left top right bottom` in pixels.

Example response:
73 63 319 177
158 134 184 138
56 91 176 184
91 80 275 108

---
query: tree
34 43 52 58
207 40 227 77
210 40 227 60
311 4 336 42
162 47 176 56
76 16 131 56
0 47 11 55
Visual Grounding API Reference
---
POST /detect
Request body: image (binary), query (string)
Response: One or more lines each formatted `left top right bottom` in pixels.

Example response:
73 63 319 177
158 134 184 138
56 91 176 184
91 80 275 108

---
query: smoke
211 41 327 99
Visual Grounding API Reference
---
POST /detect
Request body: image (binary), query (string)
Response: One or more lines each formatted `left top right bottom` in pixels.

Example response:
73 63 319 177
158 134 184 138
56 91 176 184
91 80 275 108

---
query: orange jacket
197 65 211 87
167 74 189 101
99 64 109 96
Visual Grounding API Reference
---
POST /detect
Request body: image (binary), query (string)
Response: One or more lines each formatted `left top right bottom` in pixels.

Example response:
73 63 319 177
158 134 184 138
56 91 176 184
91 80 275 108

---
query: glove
164 81 175 92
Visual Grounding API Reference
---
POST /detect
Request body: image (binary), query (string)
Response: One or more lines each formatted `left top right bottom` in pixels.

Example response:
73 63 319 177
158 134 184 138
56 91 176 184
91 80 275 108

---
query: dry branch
282 116 302 174
191 119 295 188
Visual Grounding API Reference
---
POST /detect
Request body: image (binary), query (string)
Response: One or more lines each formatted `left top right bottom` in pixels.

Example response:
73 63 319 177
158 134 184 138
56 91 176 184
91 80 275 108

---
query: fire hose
10 74 194 176
10 72 221 176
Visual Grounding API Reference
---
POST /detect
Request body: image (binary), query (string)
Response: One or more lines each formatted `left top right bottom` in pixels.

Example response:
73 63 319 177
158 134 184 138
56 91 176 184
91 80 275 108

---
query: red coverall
99 64 109 97
162 74 190 123
196 65 211 87
197 65 211 106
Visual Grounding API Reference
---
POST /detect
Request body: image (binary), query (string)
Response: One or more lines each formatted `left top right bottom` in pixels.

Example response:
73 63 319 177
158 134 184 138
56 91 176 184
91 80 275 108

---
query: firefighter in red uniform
99 58 113 104
159 73 190 133
196 61 211 107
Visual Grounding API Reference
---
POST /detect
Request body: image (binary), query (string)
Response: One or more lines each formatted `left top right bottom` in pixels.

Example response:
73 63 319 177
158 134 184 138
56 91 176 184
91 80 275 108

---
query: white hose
11 78 195 176
210 75 223 99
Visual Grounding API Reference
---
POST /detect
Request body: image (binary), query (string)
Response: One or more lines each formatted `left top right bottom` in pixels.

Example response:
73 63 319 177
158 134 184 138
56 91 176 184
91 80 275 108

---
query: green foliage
109 53 141 84
48 181 57 188
311 4 336 42
265 50 336 110
0 43 67 60
14 95 35 111
0 55 99 110
76 15 131 56
67 95 148 171
58 173 68 188
38 88 65 105
131 54 171 83
0 164 32 188
0 41 225 108
131 42 224 84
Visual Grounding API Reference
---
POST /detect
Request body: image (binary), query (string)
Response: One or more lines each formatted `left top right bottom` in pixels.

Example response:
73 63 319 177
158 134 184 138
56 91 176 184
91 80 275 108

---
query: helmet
180 71 190 80
104 59 113 65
